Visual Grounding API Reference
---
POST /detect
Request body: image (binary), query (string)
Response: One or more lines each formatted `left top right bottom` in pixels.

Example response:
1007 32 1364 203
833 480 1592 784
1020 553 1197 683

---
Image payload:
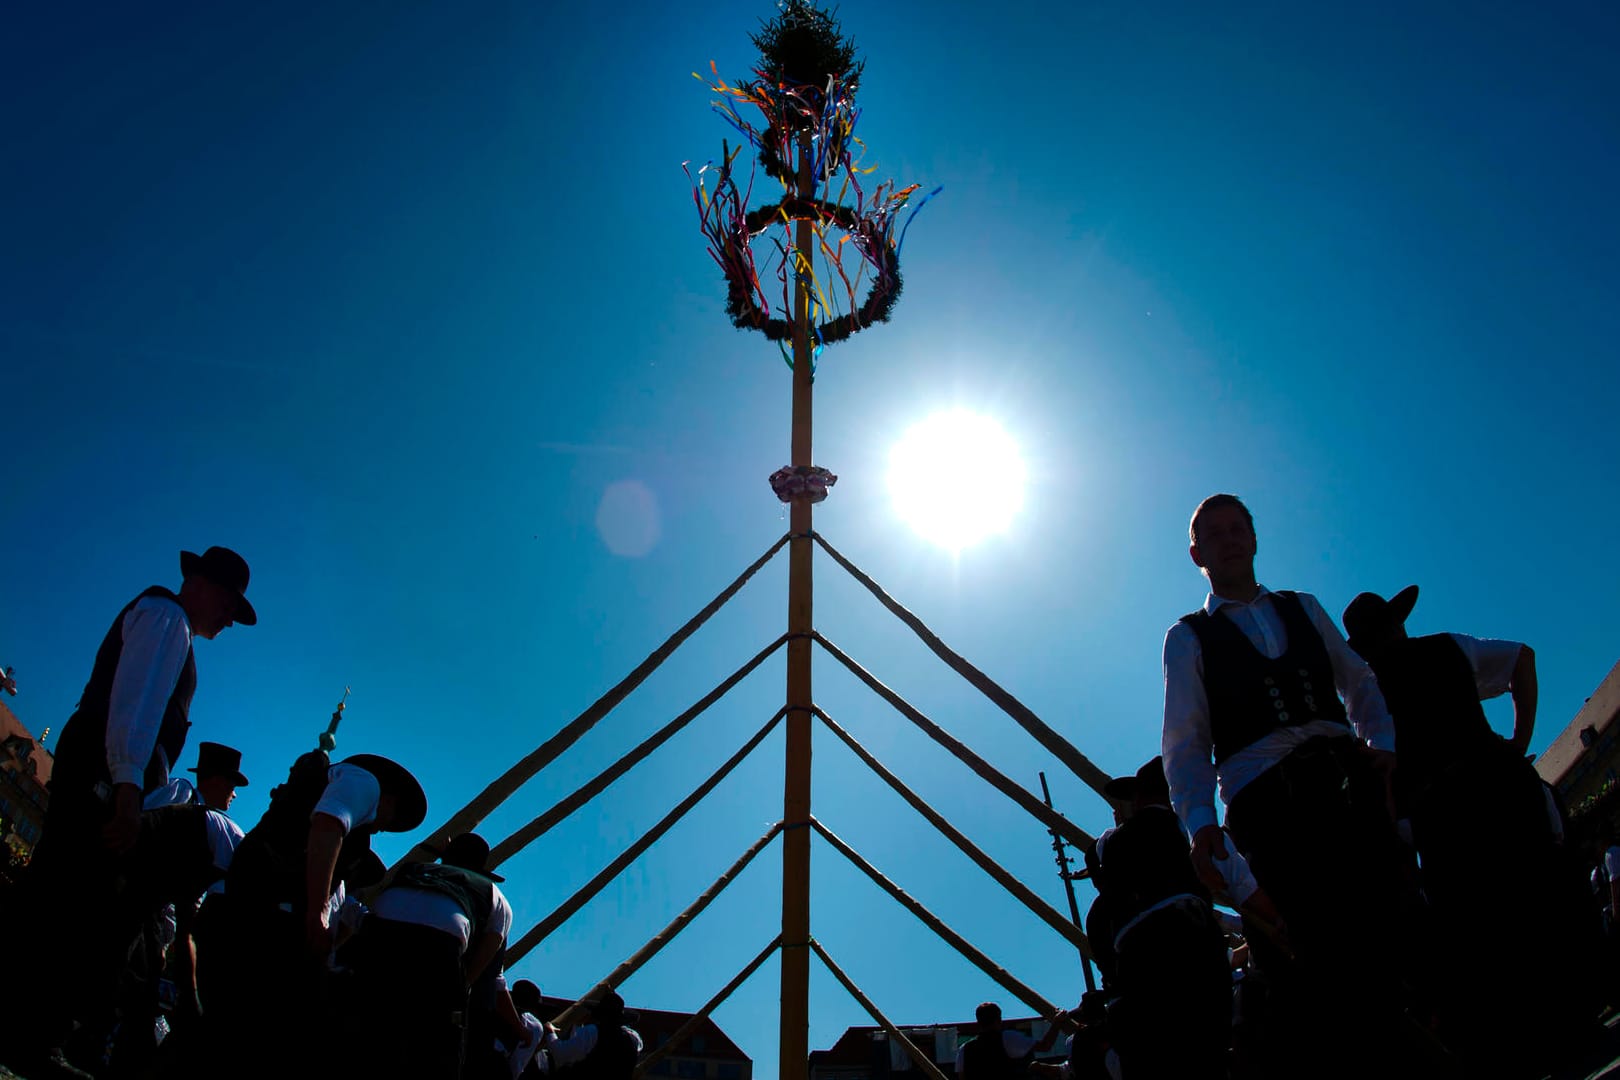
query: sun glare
887 410 1026 552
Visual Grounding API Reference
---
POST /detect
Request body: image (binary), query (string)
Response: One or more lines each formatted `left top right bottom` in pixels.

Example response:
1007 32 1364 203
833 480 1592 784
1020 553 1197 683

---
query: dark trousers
1111 901 1232 1079
1415 751 1604 1074
1225 737 1419 1078
345 917 469 1079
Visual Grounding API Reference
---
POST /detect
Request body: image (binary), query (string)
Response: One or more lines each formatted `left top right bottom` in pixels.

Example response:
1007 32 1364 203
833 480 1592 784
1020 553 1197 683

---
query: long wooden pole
814 532 1115 799
554 821 783 1031
397 533 790 869
815 707 1092 958
812 817 1061 1020
780 126 817 1080
810 939 951 1080
632 935 784 1079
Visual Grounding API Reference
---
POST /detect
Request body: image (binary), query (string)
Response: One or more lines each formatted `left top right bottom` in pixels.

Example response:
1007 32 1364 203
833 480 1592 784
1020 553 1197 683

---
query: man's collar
1204 584 1272 615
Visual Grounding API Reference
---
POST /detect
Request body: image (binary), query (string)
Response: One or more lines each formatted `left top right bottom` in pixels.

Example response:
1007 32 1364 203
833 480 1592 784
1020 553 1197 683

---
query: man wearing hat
1093 757 1241 1080
350 832 515 1078
544 989 643 1080
0 546 256 1079
1160 495 1415 1077
1342 587 1592 1072
206 748 427 1077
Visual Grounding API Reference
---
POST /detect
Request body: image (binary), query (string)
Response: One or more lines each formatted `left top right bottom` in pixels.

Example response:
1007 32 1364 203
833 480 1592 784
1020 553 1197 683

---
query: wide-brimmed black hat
1105 755 1168 805
179 546 258 626
187 741 249 786
1343 585 1420 657
441 832 505 882
340 753 427 833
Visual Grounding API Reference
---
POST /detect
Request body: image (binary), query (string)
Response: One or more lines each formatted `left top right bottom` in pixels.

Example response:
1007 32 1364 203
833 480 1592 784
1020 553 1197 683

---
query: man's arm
1507 645 1537 755
1450 635 1536 754
1162 623 1232 889
464 930 505 987
304 813 346 956
1301 594 1394 751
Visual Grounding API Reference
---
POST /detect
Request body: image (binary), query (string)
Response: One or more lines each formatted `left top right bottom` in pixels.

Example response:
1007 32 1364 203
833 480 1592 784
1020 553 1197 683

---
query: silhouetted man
1161 495 1413 1077
0 546 255 1079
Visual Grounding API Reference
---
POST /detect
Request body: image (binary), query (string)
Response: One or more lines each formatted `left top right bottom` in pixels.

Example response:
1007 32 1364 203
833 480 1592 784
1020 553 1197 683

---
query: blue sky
4 1 1617 1073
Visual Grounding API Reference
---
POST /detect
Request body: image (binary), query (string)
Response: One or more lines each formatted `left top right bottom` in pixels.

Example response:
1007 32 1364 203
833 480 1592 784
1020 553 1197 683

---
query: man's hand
304 910 332 958
1190 824 1230 894
101 783 142 855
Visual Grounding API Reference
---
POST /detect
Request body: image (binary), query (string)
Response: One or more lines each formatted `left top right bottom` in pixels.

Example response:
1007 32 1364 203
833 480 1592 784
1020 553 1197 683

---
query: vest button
1278 711 1290 722
1264 677 1276 686
1298 669 1309 677
1302 682 1314 692
1270 688 1281 697
1304 696 1316 707
1274 699 1285 710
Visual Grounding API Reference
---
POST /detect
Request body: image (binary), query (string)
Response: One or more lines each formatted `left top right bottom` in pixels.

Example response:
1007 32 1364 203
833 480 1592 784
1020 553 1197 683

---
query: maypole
687 5 935 1077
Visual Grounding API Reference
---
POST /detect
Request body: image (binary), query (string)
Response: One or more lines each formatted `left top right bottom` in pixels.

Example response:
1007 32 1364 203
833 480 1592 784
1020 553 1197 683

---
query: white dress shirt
545 1024 644 1071
107 595 193 788
371 877 513 953
1162 587 1395 838
1447 634 1523 699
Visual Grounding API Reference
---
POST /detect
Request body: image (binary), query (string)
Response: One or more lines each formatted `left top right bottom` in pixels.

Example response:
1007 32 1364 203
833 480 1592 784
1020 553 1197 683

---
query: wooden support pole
814 707 1092 959
812 817 1062 1020
554 822 784 1032
490 634 789 868
398 533 790 869
810 939 952 1080
813 533 1115 800
813 632 1095 850
633 935 784 1079
780 127 817 1080
506 709 786 965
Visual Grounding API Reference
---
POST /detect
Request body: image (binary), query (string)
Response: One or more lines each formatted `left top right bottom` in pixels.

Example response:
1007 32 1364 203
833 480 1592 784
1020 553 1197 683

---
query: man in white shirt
954 1002 1063 1079
543 990 643 1080
205 750 426 1077
1160 495 1414 1077
352 832 516 1078
0 546 255 1080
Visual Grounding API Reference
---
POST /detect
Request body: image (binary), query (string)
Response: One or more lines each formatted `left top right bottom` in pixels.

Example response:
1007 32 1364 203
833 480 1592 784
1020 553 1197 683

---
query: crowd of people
0 547 642 1080
958 494 1610 1080
2 494 1615 1080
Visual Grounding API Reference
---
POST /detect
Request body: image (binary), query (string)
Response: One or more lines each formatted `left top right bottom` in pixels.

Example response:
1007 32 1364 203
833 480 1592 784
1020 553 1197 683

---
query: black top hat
1342 585 1420 657
340 754 427 833
441 832 505 882
1103 773 1138 803
187 741 249 787
179 546 258 626
590 989 627 1022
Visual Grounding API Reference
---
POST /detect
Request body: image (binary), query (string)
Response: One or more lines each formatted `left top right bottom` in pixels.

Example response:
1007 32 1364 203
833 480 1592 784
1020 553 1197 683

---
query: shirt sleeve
312 764 382 834
1162 621 1220 838
1448 634 1523 700
1604 847 1620 882
1299 594 1395 751
549 1025 599 1068
489 885 514 941
106 597 193 788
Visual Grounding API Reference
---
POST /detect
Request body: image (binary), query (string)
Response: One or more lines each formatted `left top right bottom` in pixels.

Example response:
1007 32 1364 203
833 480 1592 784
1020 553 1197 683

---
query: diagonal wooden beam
632 934 783 1079
490 634 788 867
812 816 1062 1019
815 706 1092 959
505 709 786 964
813 532 1114 799
810 938 950 1080
397 533 791 868
814 633 1094 849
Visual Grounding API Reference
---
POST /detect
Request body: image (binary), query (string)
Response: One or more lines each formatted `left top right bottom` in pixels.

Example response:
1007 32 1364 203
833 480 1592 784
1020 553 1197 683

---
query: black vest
1181 590 1348 763
55 586 196 796
961 1033 1026 1080
393 862 500 944
1364 633 1494 792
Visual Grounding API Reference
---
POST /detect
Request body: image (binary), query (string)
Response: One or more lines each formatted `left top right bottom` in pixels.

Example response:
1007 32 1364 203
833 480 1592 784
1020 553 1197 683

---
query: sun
887 410 1026 551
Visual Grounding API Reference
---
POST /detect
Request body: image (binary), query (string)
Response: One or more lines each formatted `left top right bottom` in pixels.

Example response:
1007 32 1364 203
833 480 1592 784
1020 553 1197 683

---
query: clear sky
4 1 1618 1074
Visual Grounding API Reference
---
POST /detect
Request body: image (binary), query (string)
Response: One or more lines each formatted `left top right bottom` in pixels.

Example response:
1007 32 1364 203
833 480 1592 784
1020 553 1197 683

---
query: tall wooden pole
780 129 816 1080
